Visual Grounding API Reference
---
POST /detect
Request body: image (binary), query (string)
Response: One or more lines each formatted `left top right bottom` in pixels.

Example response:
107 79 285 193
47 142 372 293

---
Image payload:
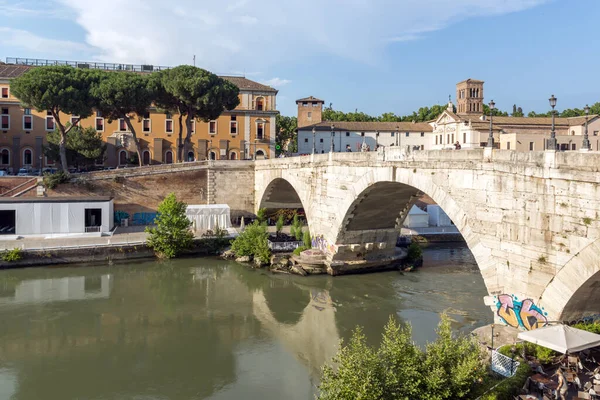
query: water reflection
0 245 491 400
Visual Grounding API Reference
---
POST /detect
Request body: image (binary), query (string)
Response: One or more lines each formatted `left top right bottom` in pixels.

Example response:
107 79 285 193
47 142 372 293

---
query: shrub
230 221 271 264
290 214 304 241
145 193 194 259
480 363 532 400
275 215 284 235
573 321 600 334
498 342 556 364
303 229 312 248
256 208 267 224
319 314 486 400
43 171 69 189
293 246 309 256
406 242 422 262
1 248 22 262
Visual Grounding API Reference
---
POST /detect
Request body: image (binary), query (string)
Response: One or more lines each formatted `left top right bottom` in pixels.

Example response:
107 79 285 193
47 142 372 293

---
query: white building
0 196 114 238
427 205 453 227
403 205 429 228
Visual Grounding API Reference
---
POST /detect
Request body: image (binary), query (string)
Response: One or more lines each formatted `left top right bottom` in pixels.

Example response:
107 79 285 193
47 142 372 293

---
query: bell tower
296 96 324 128
456 79 484 115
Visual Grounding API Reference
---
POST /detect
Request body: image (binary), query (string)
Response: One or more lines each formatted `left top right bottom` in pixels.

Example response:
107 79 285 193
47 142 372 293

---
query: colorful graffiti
311 235 337 254
496 294 548 331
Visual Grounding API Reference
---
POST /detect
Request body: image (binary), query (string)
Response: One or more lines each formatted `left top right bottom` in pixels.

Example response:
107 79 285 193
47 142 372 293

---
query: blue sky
0 0 598 117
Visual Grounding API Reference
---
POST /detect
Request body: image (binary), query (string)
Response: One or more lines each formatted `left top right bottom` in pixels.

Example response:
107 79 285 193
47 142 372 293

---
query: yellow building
0 59 278 173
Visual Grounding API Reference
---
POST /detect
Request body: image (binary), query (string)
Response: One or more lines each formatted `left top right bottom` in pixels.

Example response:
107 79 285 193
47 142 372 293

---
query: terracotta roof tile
296 96 324 103
0 64 32 79
300 121 433 132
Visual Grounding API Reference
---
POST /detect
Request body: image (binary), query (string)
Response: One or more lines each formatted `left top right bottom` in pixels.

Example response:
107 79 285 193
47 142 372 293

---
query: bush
573 321 600 334
406 242 423 262
43 171 69 189
290 214 304 241
275 215 284 235
293 246 309 256
256 208 267 224
480 363 532 400
498 342 556 364
303 229 312 248
230 221 271 264
145 193 194 259
1 248 22 262
319 314 487 400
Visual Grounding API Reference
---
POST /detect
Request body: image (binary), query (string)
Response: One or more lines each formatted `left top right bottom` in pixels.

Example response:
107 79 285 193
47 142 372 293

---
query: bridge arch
539 237 600 322
257 177 313 229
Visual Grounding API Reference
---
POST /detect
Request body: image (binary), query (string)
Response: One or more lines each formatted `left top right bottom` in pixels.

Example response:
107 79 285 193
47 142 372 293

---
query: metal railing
6 57 170 72
491 350 519 378
84 226 102 233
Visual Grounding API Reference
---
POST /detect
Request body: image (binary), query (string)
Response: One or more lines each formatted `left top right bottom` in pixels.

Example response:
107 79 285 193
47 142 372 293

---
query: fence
491 350 519 378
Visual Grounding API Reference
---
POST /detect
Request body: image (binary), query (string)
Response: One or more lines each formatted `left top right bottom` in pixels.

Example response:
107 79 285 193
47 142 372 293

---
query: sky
0 0 598 117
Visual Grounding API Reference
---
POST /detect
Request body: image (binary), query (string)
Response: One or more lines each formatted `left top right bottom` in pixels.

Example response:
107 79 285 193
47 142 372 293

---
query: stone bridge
254 148 600 325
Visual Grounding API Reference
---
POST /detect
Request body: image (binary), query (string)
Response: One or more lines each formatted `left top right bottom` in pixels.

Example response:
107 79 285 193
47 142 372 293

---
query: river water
0 244 491 400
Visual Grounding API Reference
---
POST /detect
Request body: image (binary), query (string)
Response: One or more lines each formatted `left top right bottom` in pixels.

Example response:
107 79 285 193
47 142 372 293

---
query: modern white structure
403 205 429 228
0 196 113 237
186 204 232 232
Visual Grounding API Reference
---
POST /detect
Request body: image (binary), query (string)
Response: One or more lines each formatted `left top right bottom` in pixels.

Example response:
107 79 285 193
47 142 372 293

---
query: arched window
229 151 237 160
142 150 151 165
255 149 265 159
0 148 9 165
256 97 264 111
209 151 216 160
165 150 173 164
23 149 33 166
187 151 195 162
118 150 128 165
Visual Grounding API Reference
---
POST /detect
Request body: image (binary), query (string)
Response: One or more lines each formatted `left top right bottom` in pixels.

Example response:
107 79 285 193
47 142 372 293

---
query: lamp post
395 126 399 146
548 94 558 151
487 100 495 148
330 124 335 152
583 104 591 150
312 127 316 155
375 130 379 149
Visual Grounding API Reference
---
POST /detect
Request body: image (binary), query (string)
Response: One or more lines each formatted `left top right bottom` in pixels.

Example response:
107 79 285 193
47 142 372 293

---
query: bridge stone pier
255 148 600 325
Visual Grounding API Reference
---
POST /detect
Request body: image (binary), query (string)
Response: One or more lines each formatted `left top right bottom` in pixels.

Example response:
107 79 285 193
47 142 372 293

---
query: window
1 108 9 130
307 112 312 119
571 130 575 136
209 151 216 160
119 118 127 131
319 138 323 143
346 132 350 137
209 120 217 135
70 116 80 127
421 132 425 137
96 117 104 131
46 111 55 131
230 117 237 135
435 136 438 145
529 142 534 151
0 149 9 165
23 115 32 130
142 112 151 133
463 132 467 143
187 151 195 162
1 88 8 98
572 143 576 150
165 150 173 164
391 132 395 137
96 111 102 118
257 122 264 139
46 156 55 166
142 150 151 165
405 132 409 137
312 102 318 106
24 108 31 115
304 138 308 143
23 149 33 165
256 97 264 111
189 119 195 134
302 102 308 107
420 145 424 150
451 134 454 143
165 113 173 133
506 142 511 150
230 151 237 160
593 131 598 136
361 132 365 137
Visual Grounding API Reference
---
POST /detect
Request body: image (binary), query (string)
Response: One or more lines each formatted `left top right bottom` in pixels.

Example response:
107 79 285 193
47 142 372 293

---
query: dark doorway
143 151 150 165
0 210 16 234
85 208 102 232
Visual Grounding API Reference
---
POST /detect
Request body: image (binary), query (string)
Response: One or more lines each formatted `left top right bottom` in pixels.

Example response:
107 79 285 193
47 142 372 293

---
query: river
0 244 491 400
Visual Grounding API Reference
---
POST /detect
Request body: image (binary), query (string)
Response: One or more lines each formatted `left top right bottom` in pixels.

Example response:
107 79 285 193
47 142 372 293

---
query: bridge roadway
254 147 600 327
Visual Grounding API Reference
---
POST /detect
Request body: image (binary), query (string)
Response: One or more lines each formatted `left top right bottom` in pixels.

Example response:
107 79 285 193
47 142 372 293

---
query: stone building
298 78 600 153
0 58 278 172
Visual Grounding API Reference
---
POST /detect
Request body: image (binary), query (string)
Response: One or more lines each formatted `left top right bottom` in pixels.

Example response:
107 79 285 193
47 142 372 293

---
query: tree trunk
177 114 184 163
184 114 194 161
52 111 70 173
124 117 143 167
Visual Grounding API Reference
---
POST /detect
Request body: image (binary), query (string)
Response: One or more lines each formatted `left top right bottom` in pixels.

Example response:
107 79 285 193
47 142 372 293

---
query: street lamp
312 127 316 155
330 124 335 152
583 104 591 150
548 94 558 151
487 100 495 148
395 126 399 146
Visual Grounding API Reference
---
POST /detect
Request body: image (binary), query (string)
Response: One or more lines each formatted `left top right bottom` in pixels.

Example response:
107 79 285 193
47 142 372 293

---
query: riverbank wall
0 237 230 269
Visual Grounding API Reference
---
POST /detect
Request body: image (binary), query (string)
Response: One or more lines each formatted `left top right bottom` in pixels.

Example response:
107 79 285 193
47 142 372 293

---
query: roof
483 115 599 127
0 196 113 203
299 121 433 132
456 78 484 84
296 96 324 103
0 63 277 93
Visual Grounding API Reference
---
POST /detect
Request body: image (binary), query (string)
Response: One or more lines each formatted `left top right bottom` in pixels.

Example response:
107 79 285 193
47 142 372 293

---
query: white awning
185 204 231 231
517 324 600 354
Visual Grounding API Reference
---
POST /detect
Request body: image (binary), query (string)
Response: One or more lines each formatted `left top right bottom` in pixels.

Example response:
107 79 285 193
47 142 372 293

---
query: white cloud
0 27 90 56
264 77 291 87
51 0 547 72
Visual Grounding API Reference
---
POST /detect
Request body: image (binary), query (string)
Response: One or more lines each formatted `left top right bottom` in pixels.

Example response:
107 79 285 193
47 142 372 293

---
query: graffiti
496 294 548 331
311 235 337 254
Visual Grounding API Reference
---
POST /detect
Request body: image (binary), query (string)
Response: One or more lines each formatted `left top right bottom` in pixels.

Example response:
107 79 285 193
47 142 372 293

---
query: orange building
0 59 278 173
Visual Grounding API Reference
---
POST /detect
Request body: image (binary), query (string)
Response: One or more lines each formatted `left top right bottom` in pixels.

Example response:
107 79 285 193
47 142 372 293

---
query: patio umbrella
517 324 600 354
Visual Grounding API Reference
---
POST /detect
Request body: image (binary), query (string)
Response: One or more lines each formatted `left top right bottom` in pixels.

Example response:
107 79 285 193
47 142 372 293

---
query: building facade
0 59 278 173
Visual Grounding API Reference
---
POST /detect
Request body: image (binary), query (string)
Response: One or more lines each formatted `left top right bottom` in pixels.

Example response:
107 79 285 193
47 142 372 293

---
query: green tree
276 115 298 154
45 125 106 169
91 71 153 167
10 66 96 172
482 104 509 117
230 221 271 264
150 66 240 162
146 193 194 259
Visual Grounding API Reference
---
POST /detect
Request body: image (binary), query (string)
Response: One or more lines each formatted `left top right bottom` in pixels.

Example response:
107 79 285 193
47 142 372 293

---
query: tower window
307 112 312 119
346 132 350 137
